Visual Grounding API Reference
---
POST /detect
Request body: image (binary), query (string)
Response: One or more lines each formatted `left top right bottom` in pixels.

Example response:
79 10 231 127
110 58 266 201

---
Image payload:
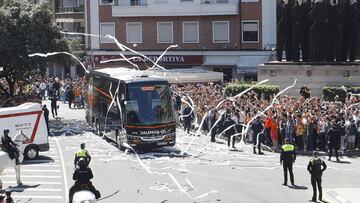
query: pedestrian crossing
0 138 65 203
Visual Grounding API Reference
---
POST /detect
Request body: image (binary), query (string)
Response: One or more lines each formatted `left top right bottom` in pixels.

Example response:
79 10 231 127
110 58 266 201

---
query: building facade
85 0 277 82
51 0 86 78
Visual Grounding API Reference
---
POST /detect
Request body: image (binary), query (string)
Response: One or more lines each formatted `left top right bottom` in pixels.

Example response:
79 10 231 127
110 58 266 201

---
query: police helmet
3 128 9 133
78 158 86 168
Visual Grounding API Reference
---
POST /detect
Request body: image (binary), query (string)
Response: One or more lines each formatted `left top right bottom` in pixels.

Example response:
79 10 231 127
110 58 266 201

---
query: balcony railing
115 0 148 6
56 6 84 13
200 0 230 3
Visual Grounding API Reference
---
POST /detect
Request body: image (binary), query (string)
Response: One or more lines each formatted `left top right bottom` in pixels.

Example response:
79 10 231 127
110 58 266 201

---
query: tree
0 0 69 97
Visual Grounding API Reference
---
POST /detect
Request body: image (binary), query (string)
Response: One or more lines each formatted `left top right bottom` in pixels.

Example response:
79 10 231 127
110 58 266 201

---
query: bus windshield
125 84 174 125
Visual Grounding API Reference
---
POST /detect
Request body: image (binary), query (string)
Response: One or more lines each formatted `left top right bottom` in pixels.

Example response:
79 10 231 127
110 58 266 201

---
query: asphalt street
1 101 360 203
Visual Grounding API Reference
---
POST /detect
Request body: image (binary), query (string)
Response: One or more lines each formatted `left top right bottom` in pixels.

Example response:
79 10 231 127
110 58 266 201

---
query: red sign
93 55 203 65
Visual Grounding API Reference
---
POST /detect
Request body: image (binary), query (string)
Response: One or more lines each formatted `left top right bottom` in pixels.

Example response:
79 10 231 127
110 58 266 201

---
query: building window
100 22 115 43
183 22 199 43
100 0 114 5
242 21 259 43
213 21 229 43
157 22 173 43
126 22 142 43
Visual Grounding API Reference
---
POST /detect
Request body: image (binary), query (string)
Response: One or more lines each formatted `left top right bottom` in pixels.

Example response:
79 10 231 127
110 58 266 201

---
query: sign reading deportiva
94 55 203 65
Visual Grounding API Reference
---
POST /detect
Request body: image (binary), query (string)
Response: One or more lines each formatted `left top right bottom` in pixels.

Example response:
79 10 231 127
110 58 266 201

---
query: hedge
224 83 279 100
323 86 360 102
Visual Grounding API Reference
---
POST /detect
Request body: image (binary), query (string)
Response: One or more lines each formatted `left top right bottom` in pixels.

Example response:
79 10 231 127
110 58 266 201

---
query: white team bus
0 103 49 160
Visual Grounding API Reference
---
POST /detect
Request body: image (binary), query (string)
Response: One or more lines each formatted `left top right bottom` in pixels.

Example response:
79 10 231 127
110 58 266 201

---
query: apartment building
85 0 276 81
36 0 86 78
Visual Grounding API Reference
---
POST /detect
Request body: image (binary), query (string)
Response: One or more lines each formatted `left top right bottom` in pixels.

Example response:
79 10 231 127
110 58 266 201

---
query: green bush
323 86 360 102
224 83 279 100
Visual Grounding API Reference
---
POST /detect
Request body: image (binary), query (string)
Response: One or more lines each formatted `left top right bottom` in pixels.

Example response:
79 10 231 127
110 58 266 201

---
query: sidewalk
326 188 360 203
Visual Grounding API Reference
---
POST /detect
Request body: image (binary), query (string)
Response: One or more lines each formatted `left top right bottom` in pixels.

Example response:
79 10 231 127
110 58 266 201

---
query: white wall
90 0 99 49
113 0 238 17
261 0 277 50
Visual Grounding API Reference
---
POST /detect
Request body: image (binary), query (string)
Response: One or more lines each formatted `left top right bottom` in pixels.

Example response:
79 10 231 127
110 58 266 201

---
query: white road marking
8 188 62 192
55 137 69 202
22 160 57 164
41 151 58 155
1 175 61 179
3 181 61 185
4 169 61 173
11 195 63 199
22 164 61 167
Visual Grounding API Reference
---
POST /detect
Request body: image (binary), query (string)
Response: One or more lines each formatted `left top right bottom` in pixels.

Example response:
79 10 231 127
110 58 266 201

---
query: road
1 101 360 203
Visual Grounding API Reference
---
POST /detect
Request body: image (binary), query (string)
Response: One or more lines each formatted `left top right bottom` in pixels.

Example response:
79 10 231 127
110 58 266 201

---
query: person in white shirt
318 117 326 151
39 81 47 100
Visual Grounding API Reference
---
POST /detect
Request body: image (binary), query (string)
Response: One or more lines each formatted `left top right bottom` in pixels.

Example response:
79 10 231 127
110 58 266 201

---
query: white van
0 103 49 160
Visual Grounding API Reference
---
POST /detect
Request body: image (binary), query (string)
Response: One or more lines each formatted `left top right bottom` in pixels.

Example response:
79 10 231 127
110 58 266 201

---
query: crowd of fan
0 75 86 115
174 83 360 153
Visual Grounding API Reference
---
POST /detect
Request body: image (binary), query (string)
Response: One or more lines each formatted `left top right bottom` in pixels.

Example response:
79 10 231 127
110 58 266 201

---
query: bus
85 68 176 150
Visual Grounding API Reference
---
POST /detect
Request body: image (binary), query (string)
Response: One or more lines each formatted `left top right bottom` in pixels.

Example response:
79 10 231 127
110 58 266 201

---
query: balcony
55 7 84 23
112 0 238 17
117 0 148 6
56 6 84 13
67 37 86 54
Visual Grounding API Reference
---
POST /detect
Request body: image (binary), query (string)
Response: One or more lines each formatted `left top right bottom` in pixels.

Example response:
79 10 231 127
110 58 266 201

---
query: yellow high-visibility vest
76 149 88 157
282 144 294 152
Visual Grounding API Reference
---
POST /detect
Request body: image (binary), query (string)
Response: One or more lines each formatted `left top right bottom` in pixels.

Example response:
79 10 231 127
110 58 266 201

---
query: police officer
327 120 340 162
74 143 91 168
183 106 193 134
251 116 264 155
1 129 19 164
280 138 296 186
221 114 237 148
69 158 100 203
307 151 327 202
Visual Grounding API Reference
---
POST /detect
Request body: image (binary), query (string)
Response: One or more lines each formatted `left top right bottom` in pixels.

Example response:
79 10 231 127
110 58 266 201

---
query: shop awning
204 55 239 65
237 55 270 74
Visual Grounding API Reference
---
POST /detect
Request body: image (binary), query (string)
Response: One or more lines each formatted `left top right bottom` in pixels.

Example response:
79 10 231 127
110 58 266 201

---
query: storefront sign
93 55 203 65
